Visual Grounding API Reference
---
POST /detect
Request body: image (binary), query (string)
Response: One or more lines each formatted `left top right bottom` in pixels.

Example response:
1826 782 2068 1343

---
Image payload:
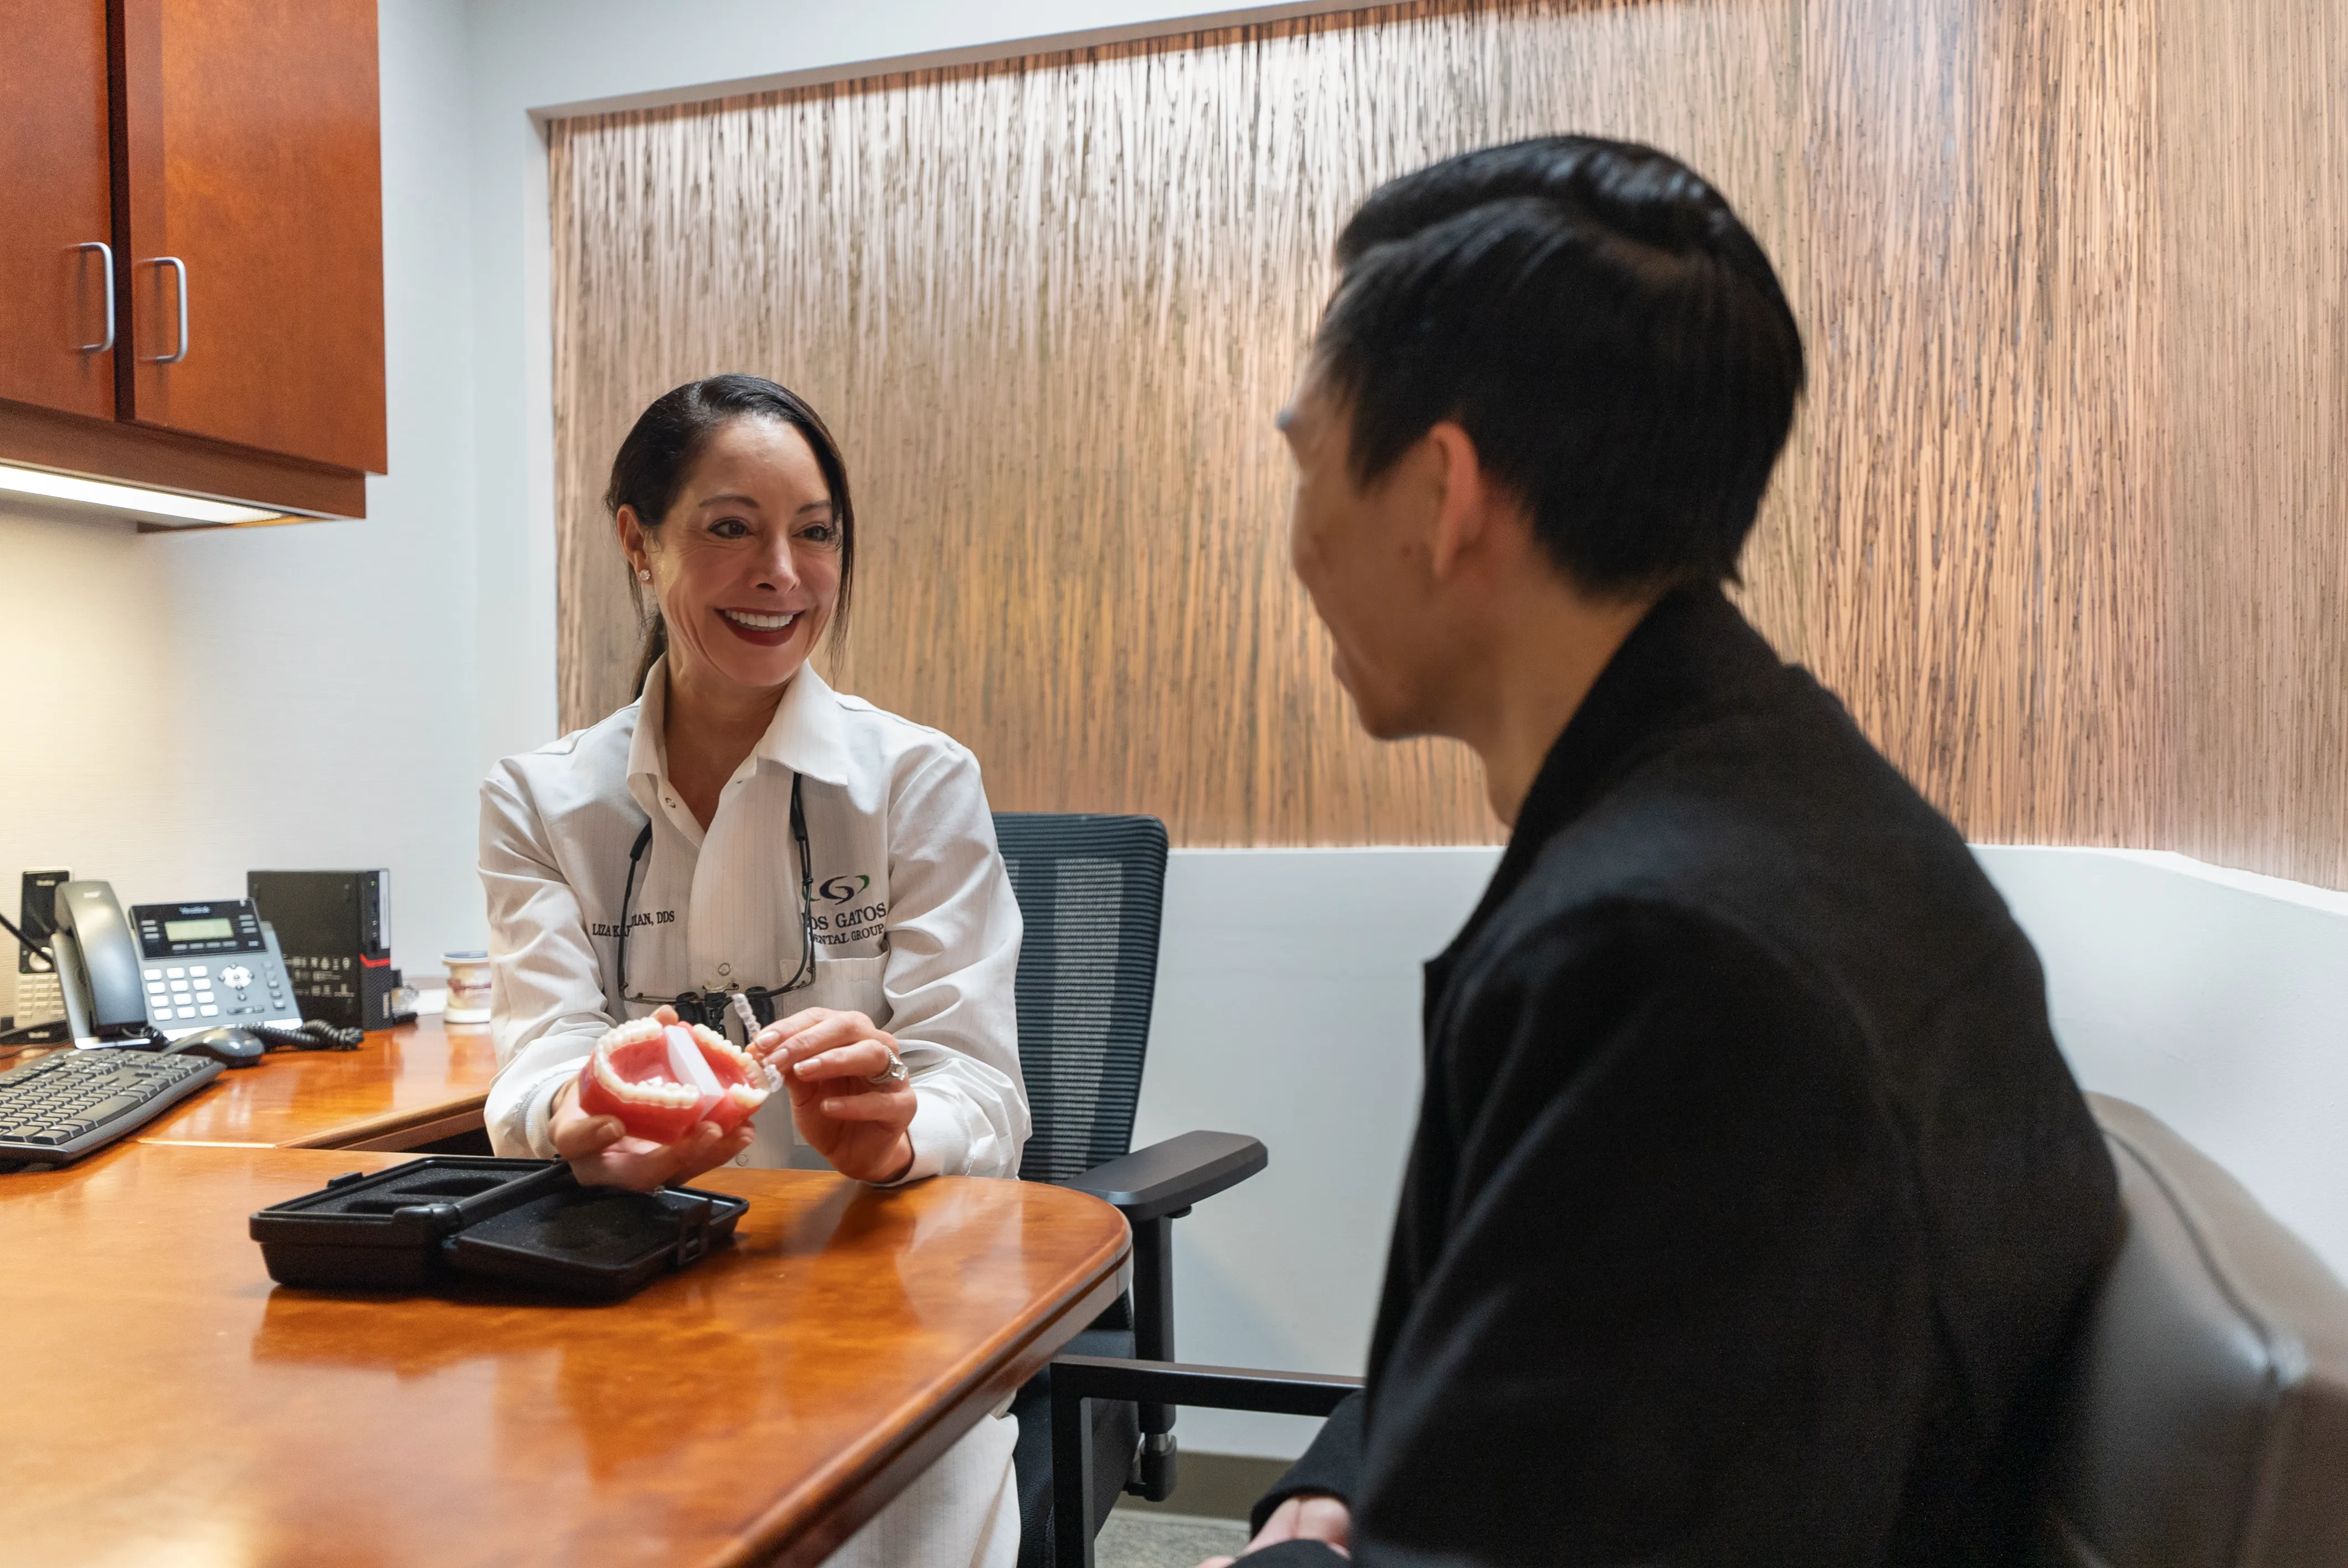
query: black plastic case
249 1156 749 1301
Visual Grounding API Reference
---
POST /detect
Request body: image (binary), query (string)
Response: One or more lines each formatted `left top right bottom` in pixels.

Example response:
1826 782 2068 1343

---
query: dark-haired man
1209 138 2117 1566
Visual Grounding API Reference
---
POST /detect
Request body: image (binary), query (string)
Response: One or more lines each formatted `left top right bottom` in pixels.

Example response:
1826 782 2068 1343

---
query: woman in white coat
480 374 1031 1568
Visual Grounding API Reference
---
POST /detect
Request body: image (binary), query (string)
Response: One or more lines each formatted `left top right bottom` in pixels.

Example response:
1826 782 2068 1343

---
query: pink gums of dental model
574 1019 773 1144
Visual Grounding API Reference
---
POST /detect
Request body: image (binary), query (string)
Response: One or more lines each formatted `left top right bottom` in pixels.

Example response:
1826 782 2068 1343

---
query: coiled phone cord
249 1020 367 1053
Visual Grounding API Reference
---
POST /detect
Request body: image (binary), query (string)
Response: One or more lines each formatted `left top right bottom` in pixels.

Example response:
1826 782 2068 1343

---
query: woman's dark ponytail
632 614 670 698
606 373 858 697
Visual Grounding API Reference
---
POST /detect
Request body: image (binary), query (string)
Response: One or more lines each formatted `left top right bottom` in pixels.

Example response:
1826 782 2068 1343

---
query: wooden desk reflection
0 1143 1126 1566
136 1015 499 1150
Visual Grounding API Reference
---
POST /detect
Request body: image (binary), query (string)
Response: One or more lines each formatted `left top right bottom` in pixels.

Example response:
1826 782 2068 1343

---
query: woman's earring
637 569 651 582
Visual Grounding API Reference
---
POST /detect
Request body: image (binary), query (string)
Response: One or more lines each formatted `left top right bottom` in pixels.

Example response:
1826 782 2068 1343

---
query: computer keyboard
0 1048 224 1167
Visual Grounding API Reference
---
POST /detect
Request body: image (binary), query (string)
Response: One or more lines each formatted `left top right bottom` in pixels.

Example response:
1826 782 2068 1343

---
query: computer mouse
169 1026 266 1068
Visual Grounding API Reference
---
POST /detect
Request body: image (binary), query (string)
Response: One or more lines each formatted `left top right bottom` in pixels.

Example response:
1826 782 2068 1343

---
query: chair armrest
1048 1356 1361 1567
1051 1353 1361 1417
1065 1130 1266 1223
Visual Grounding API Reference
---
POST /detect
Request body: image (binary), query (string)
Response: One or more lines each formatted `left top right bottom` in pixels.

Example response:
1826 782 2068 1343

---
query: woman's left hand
753 1007 917 1184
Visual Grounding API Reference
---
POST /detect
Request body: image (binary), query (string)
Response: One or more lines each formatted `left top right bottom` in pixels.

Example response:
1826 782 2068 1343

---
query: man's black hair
1317 136 1805 593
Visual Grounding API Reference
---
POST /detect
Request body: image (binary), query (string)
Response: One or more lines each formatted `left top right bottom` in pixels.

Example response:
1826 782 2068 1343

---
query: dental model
575 1018 776 1144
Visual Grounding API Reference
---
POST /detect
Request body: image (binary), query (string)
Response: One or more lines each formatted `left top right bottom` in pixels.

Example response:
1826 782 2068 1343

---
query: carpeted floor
1096 1509 1250 1568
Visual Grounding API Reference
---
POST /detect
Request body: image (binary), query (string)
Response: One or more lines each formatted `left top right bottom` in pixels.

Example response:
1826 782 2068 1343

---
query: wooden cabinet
116 0 385 474
0 0 117 421
0 0 382 520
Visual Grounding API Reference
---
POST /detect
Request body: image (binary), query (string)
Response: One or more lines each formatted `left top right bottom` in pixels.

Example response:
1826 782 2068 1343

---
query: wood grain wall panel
552 0 1803 847
549 0 2345 881
2161 0 2348 889
1792 0 2169 849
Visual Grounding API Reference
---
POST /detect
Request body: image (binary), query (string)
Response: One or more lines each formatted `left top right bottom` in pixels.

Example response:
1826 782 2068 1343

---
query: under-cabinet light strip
0 461 287 526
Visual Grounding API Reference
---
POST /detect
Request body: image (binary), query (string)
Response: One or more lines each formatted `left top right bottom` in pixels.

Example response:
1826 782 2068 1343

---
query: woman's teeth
721 610 797 630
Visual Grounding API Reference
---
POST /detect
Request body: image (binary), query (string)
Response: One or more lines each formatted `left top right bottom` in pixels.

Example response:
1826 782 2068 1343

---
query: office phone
50 882 302 1046
11 869 71 1042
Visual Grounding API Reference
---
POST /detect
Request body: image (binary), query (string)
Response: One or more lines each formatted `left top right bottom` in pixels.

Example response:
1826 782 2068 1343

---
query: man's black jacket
1247 587 2118 1567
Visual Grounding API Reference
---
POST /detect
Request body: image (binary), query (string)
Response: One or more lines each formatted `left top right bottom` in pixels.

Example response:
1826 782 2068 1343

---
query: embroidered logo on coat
812 873 886 947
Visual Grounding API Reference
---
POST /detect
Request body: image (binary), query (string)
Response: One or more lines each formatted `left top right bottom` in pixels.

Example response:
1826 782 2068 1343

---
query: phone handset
50 881 152 1045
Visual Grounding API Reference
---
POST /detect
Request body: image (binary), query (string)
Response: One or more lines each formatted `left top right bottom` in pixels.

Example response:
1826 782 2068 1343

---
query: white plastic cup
443 950 492 1024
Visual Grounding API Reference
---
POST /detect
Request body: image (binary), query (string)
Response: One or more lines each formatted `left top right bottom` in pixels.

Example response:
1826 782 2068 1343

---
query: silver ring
867 1051 909 1087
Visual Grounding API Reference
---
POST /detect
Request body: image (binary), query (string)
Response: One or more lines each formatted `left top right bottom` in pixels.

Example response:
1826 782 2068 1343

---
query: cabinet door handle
142 255 189 364
76 241 115 353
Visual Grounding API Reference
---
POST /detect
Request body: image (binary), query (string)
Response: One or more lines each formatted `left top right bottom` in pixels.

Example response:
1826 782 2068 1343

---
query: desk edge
720 1201 1131 1568
282 1095 489 1150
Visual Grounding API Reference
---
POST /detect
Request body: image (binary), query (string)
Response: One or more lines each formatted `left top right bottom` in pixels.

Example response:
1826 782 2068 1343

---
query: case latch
672 1193 712 1266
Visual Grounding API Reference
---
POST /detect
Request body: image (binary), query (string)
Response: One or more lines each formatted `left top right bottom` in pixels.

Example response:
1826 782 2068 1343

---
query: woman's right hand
547 1030 758 1190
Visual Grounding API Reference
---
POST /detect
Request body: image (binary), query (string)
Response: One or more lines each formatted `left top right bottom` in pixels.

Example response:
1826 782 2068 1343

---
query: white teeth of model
723 610 796 630
601 1067 698 1108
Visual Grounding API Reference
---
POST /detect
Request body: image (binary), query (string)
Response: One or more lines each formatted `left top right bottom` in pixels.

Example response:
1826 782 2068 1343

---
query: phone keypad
12 968 64 1028
146 964 280 1027
129 905 298 1039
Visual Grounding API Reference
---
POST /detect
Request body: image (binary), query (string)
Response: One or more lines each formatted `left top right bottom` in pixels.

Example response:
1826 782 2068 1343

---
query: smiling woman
476 374 1036 1568
606 375 857 699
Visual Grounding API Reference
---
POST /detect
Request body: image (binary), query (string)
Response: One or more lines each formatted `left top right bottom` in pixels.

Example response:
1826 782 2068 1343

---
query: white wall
1978 848 2348 1272
1137 848 1500 1457
1140 844 2348 1458
1 0 482 1013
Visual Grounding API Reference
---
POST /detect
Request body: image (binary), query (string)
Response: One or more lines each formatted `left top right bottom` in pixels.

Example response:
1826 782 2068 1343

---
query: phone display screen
163 916 236 942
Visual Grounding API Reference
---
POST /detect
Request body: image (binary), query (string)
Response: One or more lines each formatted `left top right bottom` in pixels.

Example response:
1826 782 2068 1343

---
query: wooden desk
137 1015 500 1150
0 1143 1128 1567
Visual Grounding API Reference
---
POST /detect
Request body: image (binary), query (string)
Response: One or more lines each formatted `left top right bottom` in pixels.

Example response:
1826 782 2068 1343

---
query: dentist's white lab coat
479 657 1029 1568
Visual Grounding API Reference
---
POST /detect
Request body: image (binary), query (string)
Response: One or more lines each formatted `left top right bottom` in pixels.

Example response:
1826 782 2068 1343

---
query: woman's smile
716 606 801 646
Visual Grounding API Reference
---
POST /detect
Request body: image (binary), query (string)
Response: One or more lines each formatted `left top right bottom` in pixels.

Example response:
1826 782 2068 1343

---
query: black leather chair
993 813 1268 1568
1045 1094 2348 1568
2036 1095 2348 1566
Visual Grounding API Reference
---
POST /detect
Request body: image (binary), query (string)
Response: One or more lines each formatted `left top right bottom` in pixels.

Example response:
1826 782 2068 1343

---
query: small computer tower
246 869 398 1031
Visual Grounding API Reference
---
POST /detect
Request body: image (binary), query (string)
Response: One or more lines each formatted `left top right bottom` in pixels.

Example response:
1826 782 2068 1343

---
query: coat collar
751 663 854 786
1428 584 1784 989
626 656 854 816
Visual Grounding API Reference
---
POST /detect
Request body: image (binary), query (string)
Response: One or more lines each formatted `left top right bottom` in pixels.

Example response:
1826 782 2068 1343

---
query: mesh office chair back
992 813 1169 1183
